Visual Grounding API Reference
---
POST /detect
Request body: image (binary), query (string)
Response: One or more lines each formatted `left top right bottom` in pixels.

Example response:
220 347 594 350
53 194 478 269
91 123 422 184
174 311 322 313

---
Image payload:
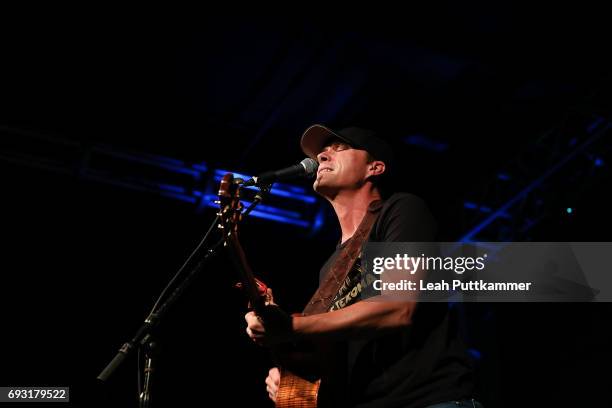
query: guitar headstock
217 173 243 240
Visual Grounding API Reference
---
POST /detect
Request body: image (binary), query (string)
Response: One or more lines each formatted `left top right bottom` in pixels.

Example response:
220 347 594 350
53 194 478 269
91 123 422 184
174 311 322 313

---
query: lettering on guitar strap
328 258 379 312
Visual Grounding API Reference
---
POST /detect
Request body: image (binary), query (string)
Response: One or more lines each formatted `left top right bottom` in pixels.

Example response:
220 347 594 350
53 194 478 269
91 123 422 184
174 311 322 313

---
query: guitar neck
227 235 266 313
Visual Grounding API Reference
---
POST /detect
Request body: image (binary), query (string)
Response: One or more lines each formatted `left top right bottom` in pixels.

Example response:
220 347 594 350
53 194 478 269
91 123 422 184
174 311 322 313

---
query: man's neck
329 187 381 245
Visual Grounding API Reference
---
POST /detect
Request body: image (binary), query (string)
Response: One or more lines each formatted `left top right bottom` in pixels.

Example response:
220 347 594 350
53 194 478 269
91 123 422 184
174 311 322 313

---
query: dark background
1 6 611 407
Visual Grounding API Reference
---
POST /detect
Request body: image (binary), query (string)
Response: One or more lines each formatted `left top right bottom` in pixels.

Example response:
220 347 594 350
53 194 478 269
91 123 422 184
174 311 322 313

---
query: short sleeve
374 193 437 242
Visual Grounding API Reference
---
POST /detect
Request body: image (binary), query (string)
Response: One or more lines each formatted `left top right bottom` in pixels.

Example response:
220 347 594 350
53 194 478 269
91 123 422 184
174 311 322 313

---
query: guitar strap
302 199 384 316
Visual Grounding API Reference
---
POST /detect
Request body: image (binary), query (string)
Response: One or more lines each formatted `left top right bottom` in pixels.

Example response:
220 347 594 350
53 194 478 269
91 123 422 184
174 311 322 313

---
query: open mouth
318 168 333 175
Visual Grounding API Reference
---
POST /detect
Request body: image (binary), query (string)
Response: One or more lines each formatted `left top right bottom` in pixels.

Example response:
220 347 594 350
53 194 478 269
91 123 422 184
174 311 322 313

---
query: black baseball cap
300 124 395 172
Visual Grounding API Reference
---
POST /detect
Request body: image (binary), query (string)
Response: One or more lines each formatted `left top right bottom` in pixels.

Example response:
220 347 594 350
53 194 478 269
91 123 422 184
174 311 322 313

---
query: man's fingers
265 376 278 389
265 288 276 305
246 326 264 338
245 311 264 335
268 367 281 384
266 382 277 402
268 392 277 402
245 306 292 345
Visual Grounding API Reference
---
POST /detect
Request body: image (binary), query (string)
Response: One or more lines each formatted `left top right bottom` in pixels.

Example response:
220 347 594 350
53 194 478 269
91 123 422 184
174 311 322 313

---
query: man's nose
317 150 330 163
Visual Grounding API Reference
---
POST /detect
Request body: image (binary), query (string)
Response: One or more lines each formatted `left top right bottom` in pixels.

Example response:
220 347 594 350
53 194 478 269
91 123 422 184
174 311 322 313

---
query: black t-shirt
318 193 475 408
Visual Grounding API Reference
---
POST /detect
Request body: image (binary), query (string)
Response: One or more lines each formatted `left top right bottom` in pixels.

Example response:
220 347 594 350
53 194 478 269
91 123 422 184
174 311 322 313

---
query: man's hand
264 288 275 306
244 304 294 346
265 367 281 402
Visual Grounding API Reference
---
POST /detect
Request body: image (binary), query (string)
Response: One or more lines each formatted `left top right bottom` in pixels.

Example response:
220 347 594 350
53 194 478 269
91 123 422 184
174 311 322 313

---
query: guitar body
276 370 320 408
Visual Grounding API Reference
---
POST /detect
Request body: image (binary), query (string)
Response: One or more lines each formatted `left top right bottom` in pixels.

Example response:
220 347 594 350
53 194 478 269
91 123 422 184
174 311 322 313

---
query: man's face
313 138 373 197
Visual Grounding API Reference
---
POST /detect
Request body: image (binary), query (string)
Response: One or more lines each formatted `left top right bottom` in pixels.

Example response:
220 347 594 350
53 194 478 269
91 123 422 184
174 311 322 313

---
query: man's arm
245 299 415 345
293 299 415 341
246 194 434 345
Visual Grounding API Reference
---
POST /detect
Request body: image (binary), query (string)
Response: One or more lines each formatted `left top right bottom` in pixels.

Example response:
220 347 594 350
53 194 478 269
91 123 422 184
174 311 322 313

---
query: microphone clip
241 176 271 188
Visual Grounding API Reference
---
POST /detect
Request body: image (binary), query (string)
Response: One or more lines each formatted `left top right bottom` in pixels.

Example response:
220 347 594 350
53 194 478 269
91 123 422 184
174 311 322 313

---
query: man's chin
313 180 337 198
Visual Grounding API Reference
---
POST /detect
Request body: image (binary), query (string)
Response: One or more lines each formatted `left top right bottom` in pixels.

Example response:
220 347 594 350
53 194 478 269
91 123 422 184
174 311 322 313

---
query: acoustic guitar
217 173 321 408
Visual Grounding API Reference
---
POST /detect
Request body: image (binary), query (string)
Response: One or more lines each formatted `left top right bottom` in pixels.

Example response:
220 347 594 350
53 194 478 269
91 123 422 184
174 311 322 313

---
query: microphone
242 158 319 187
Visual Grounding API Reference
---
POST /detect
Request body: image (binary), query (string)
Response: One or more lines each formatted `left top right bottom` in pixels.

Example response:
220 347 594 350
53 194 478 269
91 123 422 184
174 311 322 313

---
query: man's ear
368 161 386 177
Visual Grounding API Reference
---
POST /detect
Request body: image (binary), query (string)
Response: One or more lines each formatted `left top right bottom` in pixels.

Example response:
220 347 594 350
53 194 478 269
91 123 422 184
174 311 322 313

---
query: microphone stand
138 334 158 408
96 179 270 406
243 182 271 217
